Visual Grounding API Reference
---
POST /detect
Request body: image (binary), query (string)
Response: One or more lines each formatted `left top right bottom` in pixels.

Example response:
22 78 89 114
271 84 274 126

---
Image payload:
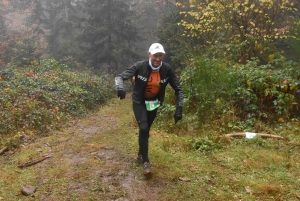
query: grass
150 128 300 201
1 94 300 200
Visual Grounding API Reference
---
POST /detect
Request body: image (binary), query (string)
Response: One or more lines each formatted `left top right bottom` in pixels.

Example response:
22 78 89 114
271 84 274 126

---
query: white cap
148 43 165 55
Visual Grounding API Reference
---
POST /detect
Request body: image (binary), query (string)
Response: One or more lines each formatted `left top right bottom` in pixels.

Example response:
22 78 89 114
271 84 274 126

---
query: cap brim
150 51 165 55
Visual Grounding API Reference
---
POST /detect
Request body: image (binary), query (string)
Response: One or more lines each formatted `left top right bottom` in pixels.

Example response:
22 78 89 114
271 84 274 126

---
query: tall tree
77 0 141 72
34 0 79 58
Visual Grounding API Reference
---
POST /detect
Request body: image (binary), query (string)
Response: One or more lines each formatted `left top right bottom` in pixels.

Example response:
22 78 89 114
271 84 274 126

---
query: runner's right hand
117 90 126 100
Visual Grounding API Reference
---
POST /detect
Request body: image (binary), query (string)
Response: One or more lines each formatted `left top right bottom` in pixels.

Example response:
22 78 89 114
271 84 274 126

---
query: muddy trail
0 95 170 201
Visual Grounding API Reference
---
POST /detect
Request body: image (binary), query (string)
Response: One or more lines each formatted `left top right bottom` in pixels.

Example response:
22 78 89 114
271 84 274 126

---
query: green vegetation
2 94 300 201
155 0 300 138
1 0 300 200
153 131 300 201
0 59 114 148
176 0 297 63
157 56 300 134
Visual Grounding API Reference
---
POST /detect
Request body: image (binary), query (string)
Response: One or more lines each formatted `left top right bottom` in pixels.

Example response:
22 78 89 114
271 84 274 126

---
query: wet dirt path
1 95 167 201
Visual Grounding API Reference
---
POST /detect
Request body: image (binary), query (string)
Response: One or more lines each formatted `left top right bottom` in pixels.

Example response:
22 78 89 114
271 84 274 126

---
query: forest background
1 0 300 200
1 0 300 162
2 0 300 140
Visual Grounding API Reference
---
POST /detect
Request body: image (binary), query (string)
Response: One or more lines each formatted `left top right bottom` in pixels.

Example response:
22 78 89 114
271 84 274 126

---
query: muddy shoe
143 162 151 175
136 155 143 164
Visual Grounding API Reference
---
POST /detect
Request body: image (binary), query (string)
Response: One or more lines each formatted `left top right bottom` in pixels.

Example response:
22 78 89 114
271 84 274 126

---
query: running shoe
143 162 151 175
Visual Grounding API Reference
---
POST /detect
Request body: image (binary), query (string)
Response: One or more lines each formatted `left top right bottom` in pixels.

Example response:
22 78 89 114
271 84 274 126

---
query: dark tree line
75 0 141 72
33 0 143 72
0 0 164 72
1 0 299 71
0 0 182 72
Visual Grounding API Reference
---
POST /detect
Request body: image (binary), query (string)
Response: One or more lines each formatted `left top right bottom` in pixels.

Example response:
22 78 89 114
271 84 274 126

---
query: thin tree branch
225 132 287 140
0 146 8 155
18 156 52 168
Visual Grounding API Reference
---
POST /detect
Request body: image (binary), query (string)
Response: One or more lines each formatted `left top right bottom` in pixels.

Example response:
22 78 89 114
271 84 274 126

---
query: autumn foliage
177 0 298 63
0 0 47 67
0 59 114 146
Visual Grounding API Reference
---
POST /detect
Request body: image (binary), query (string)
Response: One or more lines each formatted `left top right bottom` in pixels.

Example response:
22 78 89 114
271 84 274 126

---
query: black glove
174 107 182 124
117 90 126 100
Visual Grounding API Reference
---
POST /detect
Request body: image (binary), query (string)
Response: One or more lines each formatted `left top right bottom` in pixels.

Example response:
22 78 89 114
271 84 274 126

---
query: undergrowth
157 56 300 136
0 59 114 147
1 89 300 200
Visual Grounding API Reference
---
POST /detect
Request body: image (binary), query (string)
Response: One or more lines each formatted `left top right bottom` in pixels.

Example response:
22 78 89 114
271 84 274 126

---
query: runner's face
148 52 164 67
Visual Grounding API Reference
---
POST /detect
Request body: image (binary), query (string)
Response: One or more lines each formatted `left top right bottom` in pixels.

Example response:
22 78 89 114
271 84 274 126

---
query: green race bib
145 99 160 111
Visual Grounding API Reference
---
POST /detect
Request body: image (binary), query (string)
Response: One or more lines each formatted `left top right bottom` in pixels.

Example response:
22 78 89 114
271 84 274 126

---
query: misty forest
2 0 300 200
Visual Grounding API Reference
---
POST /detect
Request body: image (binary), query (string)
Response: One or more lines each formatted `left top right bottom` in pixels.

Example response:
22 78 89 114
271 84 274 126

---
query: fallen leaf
245 186 252 195
179 177 191 182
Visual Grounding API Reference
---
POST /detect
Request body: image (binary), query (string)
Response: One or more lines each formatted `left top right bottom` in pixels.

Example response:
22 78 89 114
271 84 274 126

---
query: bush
158 55 236 123
157 56 300 133
0 59 114 147
232 58 299 122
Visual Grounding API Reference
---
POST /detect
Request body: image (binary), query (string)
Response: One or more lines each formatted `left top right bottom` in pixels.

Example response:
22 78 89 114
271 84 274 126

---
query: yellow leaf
268 54 274 62
247 79 252 87
215 98 222 106
189 0 195 4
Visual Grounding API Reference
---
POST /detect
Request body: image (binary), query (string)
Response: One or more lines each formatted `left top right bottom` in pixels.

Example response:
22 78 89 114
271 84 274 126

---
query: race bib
145 99 160 111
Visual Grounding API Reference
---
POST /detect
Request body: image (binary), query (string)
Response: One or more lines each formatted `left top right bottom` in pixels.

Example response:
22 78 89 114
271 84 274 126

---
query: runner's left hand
174 107 182 124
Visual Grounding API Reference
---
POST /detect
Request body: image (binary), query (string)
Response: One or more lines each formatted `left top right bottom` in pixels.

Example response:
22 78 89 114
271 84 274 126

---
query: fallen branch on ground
18 156 52 168
225 132 287 140
0 146 8 155
93 155 101 161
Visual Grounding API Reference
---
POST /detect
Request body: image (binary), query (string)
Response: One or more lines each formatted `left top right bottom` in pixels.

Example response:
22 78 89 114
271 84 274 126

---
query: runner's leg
133 102 157 163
